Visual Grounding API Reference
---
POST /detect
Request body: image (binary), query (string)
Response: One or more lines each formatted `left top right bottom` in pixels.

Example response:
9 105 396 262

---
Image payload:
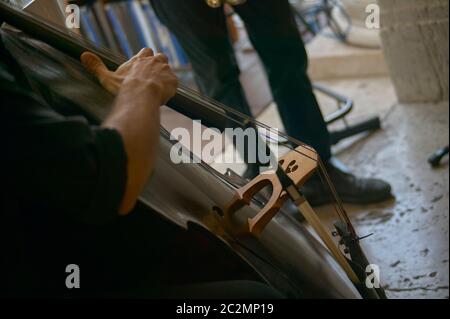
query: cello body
0 23 361 298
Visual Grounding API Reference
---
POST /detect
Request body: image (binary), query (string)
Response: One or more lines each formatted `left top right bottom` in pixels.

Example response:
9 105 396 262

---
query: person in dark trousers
150 0 392 205
0 29 281 298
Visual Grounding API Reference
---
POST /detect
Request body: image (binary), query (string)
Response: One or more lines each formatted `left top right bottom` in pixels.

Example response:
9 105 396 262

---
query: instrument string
1 0 353 229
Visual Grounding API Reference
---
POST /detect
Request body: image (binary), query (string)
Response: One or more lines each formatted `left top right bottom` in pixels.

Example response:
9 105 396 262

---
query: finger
137 47 154 58
81 52 109 77
154 53 169 64
126 47 154 64
118 48 154 71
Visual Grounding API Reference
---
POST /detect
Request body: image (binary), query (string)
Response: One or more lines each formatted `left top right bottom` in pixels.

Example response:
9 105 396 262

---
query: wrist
121 78 165 106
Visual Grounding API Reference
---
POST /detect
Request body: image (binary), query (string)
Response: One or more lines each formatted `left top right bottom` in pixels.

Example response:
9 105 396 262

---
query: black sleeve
2 80 128 225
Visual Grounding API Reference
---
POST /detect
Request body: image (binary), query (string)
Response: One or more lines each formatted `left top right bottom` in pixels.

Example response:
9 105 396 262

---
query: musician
150 0 393 205
0 32 281 298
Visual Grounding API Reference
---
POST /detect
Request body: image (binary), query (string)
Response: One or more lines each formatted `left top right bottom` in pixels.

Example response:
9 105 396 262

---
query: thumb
81 52 109 78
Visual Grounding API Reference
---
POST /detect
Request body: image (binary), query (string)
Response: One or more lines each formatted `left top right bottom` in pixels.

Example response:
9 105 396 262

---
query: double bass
0 0 386 299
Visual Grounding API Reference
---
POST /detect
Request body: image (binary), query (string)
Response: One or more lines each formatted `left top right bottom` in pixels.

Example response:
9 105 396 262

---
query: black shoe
301 158 393 206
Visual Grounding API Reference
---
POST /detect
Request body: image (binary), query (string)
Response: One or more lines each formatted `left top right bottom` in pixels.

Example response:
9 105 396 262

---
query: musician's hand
81 48 178 105
81 49 178 214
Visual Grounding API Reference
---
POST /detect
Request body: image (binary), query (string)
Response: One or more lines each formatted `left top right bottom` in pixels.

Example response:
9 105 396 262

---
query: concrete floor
257 77 449 299
335 101 449 299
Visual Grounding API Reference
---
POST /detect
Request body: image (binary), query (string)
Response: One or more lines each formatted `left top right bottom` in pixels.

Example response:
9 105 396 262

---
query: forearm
81 49 176 214
102 80 162 215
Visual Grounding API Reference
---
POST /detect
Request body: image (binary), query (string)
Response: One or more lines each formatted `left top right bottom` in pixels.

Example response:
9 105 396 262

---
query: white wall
378 0 449 103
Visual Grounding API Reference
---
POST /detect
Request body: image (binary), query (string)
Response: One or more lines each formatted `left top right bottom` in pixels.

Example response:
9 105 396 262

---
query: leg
151 0 252 117
151 0 272 177
236 0 391 204
235 0 332 160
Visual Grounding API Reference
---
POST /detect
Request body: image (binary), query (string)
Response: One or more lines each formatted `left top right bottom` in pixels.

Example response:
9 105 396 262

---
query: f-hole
286 160 299 174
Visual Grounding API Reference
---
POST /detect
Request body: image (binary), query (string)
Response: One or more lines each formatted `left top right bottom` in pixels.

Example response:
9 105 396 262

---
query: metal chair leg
429 146 449 167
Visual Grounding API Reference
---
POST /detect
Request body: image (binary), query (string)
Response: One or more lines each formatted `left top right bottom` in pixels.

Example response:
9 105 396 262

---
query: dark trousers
151 0 331 160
